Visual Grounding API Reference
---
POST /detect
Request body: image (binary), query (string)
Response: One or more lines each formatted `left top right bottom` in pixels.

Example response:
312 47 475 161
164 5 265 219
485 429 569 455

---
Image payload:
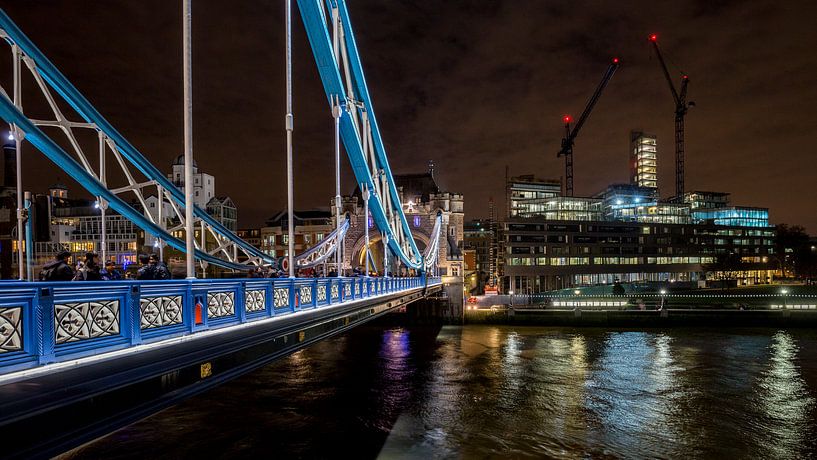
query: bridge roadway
0 276 441 459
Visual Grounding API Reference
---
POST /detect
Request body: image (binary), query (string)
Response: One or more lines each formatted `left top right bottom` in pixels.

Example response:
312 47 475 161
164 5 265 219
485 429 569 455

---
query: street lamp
781 288 789 310
659 289 667 310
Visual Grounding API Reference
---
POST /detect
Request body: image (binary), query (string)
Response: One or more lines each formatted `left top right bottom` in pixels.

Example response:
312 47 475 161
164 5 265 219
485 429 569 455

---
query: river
63 324 817 459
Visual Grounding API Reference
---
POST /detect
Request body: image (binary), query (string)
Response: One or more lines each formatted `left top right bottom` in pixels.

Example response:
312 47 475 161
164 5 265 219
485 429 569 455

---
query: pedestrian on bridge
39 251 75 281
101 261 122 281
73 252 102 281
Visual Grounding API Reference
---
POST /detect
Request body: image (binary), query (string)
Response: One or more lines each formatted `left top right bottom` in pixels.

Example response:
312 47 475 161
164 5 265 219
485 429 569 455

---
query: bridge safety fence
0 276 440 375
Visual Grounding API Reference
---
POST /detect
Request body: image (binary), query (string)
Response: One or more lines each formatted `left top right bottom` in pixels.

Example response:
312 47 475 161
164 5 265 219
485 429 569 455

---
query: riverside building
502 133 776 292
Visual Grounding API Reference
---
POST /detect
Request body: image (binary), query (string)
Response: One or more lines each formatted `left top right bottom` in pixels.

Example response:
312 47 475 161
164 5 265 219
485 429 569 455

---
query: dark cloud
2 0 816 232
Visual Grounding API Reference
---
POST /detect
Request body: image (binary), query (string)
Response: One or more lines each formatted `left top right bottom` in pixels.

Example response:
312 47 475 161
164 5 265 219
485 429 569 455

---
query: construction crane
557 58 620 197
649 33 694 198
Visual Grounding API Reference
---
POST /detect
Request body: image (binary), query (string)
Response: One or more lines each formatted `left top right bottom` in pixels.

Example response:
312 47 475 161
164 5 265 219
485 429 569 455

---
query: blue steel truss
297 0 425 270
0 5 437 272
0 9 273 270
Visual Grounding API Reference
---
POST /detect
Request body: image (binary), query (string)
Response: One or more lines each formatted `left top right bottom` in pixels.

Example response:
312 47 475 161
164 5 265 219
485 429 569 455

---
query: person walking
136 254 156 280
149 254 171 280
73 252 102 281
101 261 122 281
39 251 75 281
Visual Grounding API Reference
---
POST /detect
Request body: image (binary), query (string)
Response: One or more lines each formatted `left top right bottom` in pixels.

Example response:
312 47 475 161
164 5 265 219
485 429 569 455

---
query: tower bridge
0 2 454 456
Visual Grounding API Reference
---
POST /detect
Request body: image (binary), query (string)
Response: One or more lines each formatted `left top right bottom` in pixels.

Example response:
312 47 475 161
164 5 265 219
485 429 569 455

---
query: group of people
39 251 122 281
38 251 169 282
247 266 286 278
248 265 408 279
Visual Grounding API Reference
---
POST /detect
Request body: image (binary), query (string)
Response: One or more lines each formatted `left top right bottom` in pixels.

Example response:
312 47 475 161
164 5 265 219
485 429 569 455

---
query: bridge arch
351 230 430 274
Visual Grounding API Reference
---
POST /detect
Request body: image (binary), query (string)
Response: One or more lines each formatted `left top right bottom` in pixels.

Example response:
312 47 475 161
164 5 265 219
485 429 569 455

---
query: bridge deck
0 277 441 459
0 276 439 376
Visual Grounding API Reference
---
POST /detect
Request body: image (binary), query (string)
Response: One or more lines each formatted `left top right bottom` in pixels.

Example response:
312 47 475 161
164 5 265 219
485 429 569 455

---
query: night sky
2 1 816 232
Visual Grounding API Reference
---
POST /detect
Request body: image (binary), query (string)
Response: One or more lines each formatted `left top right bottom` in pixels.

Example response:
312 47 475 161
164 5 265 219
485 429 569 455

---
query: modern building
630 130 658 189
506 175 562 218
503 218 775 292
26 184 141 270
502 130 776 292
464 219 493 294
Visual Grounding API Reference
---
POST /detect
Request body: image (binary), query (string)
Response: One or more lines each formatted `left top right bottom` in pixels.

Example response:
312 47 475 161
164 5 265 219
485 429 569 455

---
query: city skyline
2 1 815 232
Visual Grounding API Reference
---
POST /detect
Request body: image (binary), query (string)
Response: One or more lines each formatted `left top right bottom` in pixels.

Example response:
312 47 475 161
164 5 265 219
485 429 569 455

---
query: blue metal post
35 287 56 364
128 284 142 346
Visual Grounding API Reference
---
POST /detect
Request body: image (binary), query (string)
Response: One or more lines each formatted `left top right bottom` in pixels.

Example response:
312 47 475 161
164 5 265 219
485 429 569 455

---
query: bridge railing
0 276 440 376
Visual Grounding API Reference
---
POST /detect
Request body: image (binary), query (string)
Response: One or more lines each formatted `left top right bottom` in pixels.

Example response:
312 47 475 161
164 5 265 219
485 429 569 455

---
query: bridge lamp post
332 96 342 277
98 132 107 264
285 0 295 278
23 191 33 281
363 184 370 277
383 233 388 277
11 43 25 280
781 288 788 310
182 0 195 279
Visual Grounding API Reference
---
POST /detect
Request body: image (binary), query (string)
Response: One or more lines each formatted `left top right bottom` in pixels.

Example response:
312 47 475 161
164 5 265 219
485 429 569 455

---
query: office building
630 130 658 189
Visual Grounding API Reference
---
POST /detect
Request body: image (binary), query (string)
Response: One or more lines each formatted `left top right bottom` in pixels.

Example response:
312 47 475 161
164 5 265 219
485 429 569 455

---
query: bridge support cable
0 10 275 271
362 183 370 276
288 216 350 269
296 0 424 270
332 96 343 275
423 213 443 271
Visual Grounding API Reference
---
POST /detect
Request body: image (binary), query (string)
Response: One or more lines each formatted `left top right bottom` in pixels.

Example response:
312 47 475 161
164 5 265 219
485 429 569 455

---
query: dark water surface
64 325 817 459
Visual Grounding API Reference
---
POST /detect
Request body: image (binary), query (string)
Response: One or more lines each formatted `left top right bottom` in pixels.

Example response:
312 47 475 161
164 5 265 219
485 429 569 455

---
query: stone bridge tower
335 168 463 277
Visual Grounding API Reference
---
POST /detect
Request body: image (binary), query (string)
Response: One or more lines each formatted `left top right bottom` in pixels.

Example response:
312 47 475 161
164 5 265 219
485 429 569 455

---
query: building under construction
501 130 775 293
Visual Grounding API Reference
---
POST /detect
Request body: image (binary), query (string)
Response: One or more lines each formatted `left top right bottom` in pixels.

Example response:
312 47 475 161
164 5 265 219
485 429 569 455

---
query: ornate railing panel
54 300 120 344
273 288 290 309
0 276 437 375
299 285 313 306
245 289 266 313
207 292 235 319
140 296 183 330
0 307 23 353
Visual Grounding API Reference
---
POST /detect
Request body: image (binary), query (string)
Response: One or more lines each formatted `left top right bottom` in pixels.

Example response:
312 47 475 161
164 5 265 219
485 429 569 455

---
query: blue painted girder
0 93 252 270
0 9 274 268
296 0 424 270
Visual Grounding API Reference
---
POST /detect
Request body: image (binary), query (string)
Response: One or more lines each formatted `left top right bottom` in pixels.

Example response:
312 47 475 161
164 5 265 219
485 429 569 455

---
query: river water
65 324 817 459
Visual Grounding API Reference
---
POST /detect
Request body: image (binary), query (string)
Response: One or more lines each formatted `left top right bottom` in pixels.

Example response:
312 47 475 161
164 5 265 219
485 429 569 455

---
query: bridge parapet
0 276 439 376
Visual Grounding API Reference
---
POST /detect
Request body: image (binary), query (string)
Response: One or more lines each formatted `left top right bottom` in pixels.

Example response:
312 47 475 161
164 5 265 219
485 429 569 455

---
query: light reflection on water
64 326 817 459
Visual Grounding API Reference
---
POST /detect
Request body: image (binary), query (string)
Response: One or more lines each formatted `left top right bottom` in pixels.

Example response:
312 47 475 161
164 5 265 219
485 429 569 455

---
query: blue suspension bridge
0 3 445 456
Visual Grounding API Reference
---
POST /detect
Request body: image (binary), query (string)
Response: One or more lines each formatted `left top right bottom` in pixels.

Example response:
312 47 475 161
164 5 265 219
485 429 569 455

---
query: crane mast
649 34 692 198
557 58 620 197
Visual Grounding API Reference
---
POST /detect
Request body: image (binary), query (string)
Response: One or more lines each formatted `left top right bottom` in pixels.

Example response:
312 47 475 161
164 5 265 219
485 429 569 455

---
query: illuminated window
413 216 421 227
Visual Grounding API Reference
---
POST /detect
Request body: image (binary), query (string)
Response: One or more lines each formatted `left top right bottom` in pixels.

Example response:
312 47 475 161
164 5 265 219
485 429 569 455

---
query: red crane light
563 115 572 124
612 57 620 64
649 34 658 42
